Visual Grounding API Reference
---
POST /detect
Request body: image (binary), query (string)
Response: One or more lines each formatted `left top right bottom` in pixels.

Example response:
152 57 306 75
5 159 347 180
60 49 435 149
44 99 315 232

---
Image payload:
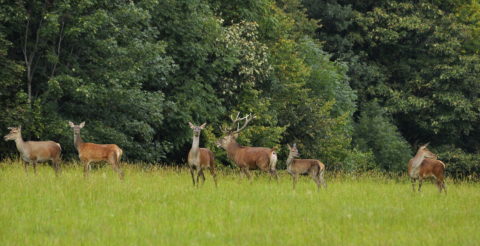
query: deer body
226 141 276 172
408 144 446 193
286 144 326 189
188 122 217 186
4 127 61 175
216 113 278 179
69 121 124 179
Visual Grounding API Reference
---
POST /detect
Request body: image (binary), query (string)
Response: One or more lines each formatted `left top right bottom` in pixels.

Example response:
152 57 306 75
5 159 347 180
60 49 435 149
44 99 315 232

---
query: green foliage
353 102 412 172
2 0 479 176
434 146 480 179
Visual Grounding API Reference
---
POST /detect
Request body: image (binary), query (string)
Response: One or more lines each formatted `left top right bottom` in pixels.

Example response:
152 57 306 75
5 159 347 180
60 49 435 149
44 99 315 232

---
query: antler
220 112 256 134
232 113 256 134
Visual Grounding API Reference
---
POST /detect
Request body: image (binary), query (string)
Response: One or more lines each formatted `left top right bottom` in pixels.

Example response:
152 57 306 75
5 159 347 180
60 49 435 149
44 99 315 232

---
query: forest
1 0 479 178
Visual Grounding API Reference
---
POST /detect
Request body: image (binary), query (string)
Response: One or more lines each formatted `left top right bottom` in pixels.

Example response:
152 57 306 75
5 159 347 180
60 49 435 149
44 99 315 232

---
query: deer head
287 143 300 158
417 143 437 159
4 126 22 141
216 113 255 148
189 122 206 137
68 121 85 137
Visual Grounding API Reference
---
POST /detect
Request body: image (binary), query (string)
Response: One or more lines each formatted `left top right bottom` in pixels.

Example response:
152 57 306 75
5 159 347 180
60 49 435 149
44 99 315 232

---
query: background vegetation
1 0 479 177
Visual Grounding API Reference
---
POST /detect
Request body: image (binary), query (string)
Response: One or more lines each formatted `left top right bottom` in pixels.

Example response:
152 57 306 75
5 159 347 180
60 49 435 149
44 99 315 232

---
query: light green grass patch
0 161 478 245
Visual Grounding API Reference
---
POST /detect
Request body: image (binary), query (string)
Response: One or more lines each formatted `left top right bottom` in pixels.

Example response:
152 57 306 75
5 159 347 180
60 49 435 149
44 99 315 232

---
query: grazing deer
4 126 61 175
68 121 124 179
188 122 217 187
216 113 278 180
286 143 326 189
408 143 446 193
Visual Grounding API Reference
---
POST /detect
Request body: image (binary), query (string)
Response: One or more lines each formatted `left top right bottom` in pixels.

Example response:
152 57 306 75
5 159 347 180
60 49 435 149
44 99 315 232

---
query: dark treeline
0 0 479 177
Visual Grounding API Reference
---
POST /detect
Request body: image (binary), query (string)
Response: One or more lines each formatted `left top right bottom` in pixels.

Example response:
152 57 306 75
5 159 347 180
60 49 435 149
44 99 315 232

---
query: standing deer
188 122 217 187
408 143 446 193
286 143 326 189
4 126 61 175
216 113 278 180
68 121 124 179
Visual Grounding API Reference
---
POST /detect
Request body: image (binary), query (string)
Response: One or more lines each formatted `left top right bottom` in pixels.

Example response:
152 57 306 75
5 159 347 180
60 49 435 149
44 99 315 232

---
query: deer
3 126 61 175
215 113 278 180
68 121 124 179
286 143 326 189
188 122 217 187
408 143 446 193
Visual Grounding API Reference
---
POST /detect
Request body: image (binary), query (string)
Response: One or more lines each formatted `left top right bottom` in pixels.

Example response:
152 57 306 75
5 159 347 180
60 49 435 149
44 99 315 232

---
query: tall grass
0 160 479 245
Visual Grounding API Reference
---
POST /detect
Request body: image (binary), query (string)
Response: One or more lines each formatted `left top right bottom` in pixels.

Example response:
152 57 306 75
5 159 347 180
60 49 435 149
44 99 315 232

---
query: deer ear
287 144 291 150
79 122 85 128
188 122 195 129
233 132 239 139
200 123 207 129
293 143 297 148
18 126 21 131
68 121 75 128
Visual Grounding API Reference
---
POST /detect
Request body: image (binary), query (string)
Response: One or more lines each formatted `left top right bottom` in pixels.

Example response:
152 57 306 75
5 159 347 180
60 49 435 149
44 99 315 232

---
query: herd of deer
3 113 447 192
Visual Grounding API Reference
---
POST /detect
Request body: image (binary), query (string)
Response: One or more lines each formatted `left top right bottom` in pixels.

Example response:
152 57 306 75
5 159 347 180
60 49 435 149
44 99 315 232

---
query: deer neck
286 153 295 167
190 135 200 156
74 133 84 149
226 140 242 159
14 134 29 157
410 151 426 170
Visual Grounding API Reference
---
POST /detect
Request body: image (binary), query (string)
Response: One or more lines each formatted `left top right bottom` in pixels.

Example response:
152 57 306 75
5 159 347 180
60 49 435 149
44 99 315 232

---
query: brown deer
188 122 217 187
286 143 326 189
4 126 61 175
408 143 446 193
68 121 124 179
216 113 278 179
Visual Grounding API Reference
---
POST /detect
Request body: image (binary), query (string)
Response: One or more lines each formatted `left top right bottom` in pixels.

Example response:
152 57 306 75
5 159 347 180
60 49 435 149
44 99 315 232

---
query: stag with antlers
216 113 278 180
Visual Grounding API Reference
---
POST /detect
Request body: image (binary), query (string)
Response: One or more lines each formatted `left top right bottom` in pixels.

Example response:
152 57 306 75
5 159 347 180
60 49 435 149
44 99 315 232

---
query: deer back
77 142 122 161
419 158 445 179
25 141 61 161
290 159 323 174
233 146 273 170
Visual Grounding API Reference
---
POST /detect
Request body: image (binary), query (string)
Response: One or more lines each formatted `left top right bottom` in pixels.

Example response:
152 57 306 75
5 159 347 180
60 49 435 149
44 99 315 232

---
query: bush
353 101 412 172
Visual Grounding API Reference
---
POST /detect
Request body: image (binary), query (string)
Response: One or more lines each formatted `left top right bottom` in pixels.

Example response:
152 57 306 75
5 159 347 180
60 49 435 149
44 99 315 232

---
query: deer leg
320 171 327 188
113 162 125 180
244 168 252 180
209 166 218 187
270 169 279 181
196 168 201 185
190 167 196 186
200 169 206 184
240 167 251 180
309 170 320 190
436 179 447 194
83 161 91 178
411 178 416 192
23 161 28 173
418 178 423 192
293 174 299 190
109 155 124 180
32 160 37 174
53 158 61 177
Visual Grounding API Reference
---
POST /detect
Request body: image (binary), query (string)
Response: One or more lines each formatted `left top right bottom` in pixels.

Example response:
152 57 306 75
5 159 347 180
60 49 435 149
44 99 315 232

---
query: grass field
0 160 479 246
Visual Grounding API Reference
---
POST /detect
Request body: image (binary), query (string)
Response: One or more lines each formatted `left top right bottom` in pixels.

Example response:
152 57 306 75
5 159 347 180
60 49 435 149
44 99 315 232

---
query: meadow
0 160 479 246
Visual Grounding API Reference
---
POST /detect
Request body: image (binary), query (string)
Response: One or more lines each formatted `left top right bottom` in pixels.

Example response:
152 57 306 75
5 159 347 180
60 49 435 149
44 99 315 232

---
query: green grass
0 161 479 245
